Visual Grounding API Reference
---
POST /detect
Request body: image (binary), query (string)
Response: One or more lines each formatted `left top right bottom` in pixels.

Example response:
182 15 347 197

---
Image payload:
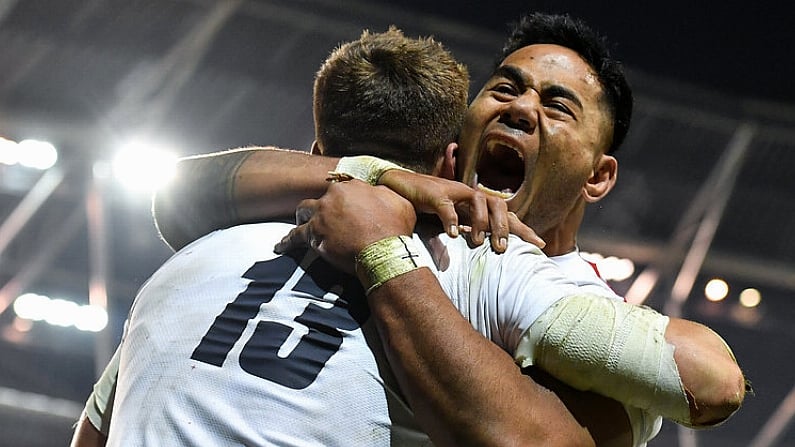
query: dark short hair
313 27 470 173
499 12 633 154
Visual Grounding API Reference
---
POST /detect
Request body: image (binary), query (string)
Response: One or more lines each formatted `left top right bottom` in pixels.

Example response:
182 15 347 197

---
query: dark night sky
386 0 795 105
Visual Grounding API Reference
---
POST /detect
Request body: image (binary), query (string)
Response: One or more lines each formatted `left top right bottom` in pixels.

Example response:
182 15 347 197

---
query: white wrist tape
514 294 691 425
355 235 429 295
332 155 411 185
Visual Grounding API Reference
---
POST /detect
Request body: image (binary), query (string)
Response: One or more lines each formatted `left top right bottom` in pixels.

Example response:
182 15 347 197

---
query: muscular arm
281 182 609 446
286 180 746 443
370 268 595 447
154 147 529 252
516 293 745 428
667 318 746 426
153 148 337 250
526 368 634 447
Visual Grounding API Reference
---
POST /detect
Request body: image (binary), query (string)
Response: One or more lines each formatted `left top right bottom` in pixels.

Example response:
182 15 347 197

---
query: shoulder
551 250 623 301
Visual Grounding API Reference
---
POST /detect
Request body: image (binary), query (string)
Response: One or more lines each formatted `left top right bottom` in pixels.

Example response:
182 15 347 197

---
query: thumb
295 199 319 225
274 224 312 254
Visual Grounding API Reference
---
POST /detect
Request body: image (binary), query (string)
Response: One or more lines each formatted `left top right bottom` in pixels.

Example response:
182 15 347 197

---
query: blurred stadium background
0 1 793 445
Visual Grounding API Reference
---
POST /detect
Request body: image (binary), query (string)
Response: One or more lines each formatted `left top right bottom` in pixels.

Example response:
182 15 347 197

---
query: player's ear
583 153 617 203
436 142 458 180
310 140 322 155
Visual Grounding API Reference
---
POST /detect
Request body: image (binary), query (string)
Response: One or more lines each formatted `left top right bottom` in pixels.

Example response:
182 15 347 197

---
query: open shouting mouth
475 143 524 199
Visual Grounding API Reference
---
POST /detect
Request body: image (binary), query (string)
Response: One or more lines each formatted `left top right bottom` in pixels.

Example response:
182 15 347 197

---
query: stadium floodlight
12 293 108 332
18 139 58 170
580 251 636 282
112 140 178 193
0 138 59 170
739 288 761 308
704 278 729 302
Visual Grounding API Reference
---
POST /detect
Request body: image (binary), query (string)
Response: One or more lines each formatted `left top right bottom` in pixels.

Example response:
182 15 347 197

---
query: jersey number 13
191 254 366 389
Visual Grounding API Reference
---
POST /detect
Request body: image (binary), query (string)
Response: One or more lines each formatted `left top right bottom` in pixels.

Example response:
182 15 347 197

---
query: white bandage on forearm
514 294 691 425
332 155 412 185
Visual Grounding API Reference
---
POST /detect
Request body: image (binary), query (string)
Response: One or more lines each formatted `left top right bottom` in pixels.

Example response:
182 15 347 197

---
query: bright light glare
0 137 58 171
580 252 635 281
17 139 58 169
75 305 109 332
625 268 659 305
704 278 729 302
0 137 58 169
113 141 178 192
602 256 635 281
45 299 80 327
739 288 762 308
13 293 50 320
0 137 18 164
12 293 108 332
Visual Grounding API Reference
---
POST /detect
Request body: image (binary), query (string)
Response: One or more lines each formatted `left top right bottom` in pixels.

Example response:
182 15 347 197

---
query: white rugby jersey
428 233 661 446
108 222 430 446
104 223 659 446
430 233 615 356
552 250 623 301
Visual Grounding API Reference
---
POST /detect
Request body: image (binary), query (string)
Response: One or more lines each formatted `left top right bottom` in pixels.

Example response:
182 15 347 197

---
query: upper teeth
477 183 513 199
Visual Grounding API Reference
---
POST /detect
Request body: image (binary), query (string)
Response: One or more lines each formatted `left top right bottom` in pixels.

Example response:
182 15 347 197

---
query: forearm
526 367 633 447
70 414 107 447
368 269 594 447
516 295 745 427
233 148 339 224
71 346 120 447
153 147 338 250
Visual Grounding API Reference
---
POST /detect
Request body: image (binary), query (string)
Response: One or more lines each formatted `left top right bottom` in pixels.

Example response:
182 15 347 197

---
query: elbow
536 430 595 447
483 431 594 447
448 410 595 447
487 413 596 447
688 361 747 427
549 431 596 447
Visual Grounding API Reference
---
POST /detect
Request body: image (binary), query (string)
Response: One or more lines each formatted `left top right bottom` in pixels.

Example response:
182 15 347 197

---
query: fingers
508 212 546 249
459 193 543 253
277 199 319 253
434 199 461 238
466 192 488 247
274 223 311 254
295 199 319 225
486 196 510 253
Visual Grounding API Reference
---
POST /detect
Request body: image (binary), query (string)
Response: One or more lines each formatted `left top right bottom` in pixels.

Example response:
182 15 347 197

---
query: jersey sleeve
623 404 663 447
82 342 121 435
481 236 581 352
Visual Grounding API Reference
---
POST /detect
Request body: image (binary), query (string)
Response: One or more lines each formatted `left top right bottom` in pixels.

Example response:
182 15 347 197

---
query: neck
415 216 451 271
540 202 586 257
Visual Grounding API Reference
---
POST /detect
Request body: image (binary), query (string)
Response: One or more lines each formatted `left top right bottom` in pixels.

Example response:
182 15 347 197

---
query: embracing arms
276 180 598 446
153 147 533 251
151 147 600 446
151 146 744 443
279 180 745 433
153 148 329 250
